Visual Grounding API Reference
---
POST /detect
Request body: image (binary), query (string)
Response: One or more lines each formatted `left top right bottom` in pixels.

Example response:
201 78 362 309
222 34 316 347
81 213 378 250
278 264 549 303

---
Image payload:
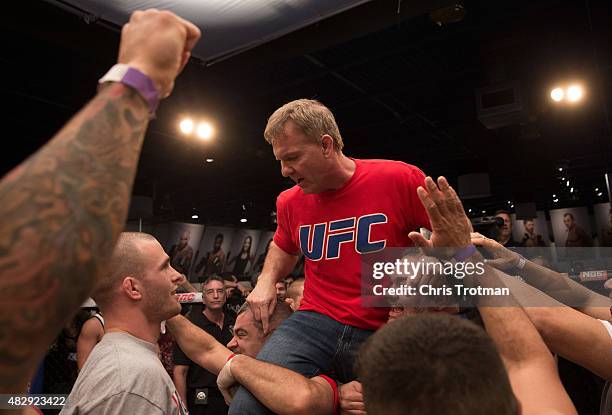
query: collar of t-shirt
315 157 361 201
200 310 232 329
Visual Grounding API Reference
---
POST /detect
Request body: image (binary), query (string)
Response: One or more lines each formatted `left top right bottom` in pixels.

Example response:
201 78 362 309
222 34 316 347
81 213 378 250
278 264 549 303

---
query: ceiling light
240 218 247 223
570 187 574 193
180 118 194 134
567 85 583 102
205 158 214 163
196 122 214 140
191 214 199 219
597 192 603 197
550 87 564 102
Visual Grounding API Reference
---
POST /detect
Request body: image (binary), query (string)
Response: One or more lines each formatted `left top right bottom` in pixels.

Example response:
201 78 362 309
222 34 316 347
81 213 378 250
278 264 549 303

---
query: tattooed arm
0 9 200 394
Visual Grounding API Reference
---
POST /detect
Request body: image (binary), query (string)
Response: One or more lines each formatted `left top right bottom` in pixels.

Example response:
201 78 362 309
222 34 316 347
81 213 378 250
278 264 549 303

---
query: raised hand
408 176 472 253
118 9 201 98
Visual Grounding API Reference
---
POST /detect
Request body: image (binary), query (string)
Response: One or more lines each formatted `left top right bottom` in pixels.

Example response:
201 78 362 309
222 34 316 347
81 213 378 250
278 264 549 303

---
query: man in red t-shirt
229 99 429 415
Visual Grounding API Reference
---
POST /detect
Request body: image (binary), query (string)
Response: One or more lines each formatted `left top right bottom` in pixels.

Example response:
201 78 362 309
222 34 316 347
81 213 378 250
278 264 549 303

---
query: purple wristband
122 67 159 115
452 244 477 261
99 64 160 117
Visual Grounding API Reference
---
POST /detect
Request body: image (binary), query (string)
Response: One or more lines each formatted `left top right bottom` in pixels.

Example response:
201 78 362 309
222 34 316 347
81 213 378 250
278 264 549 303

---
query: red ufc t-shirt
274 159 430 330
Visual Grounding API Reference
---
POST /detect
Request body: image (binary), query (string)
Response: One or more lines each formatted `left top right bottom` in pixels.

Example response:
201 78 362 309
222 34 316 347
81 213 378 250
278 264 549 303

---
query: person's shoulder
69 339 123 399
357 159 426 186
358 158 425 176
277 185 302 204
82 315 102 330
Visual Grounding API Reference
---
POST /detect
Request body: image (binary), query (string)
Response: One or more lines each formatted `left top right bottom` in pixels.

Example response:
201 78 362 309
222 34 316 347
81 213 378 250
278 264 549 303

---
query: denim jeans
228 310 374 415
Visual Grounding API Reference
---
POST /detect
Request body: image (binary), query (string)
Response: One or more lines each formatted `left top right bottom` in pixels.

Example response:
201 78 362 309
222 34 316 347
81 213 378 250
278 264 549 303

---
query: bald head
286 278 304 311
93 232 157 310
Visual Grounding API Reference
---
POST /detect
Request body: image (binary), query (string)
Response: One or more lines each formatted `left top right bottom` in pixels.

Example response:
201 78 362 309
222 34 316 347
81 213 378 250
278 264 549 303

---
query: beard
143 291 181 323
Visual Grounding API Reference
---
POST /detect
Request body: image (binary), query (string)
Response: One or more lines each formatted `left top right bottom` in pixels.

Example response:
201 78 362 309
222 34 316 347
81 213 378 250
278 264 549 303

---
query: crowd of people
0 8 611 415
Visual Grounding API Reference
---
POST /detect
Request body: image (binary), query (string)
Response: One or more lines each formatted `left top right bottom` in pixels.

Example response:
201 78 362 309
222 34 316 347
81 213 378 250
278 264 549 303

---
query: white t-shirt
61 332 187 415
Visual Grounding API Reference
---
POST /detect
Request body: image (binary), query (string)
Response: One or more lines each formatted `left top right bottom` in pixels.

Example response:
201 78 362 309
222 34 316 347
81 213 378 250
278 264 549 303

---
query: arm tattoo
0 83 149 392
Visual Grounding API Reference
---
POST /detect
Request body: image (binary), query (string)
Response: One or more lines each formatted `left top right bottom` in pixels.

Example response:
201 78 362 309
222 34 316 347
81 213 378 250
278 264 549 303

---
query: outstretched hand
408 176 472 253
471 232 521 271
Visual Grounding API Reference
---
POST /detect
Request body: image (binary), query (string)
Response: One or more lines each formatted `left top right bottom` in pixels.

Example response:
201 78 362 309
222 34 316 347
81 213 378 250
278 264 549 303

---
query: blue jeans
228 310 374 415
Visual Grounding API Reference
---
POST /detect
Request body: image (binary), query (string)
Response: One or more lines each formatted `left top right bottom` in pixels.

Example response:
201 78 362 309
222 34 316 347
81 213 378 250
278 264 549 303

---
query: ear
321 135 334 158
122 276 143 301
285 297 296 311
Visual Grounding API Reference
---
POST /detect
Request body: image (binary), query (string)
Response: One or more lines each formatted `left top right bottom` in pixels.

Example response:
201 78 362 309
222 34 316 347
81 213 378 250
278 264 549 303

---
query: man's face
139 240 182 322
564 215 574 229
203 280 226 311
226 310 265 357
213 236 223 252
275 281 287 301
286 281 304 311
178 231 189 249
525 220 534 233
496 213 511 231
272 120 331 194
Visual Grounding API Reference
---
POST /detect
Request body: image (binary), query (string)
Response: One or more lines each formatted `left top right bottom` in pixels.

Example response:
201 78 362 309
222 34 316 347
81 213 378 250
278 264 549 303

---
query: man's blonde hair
264 99 344 151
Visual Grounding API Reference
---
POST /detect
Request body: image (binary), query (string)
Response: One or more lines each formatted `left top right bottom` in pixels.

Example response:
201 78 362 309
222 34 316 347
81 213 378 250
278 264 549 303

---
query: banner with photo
593 202 612 247
191 226 235 282
251 231 275 277
549 207 593 248
226 229 262 280
511 211 550 247
159 222 205 277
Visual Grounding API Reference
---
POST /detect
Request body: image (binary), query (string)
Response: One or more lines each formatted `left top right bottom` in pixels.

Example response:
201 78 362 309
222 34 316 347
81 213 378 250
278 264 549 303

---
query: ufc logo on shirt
299 213 388 260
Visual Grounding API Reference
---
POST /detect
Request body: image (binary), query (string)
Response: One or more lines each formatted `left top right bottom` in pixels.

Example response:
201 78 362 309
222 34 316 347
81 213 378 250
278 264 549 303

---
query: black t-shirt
173 305 235 388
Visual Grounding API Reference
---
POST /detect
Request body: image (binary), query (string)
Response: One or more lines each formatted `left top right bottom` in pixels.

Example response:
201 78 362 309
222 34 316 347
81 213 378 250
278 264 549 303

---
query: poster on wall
226 229 262 280
251 231 275 277
161 223 205 277
191 226 235 282
593 202 612 247
549 207 593 248
511 211 550 247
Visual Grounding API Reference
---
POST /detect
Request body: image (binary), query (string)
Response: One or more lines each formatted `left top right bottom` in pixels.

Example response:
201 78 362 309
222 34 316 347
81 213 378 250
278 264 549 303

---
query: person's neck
104 311 161 344
499 232 510 244
203 307 225 328
322 154 356 192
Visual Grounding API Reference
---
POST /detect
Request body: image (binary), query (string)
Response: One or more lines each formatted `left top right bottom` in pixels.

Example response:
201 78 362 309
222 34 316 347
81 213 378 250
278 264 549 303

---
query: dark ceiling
2 0 611 229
